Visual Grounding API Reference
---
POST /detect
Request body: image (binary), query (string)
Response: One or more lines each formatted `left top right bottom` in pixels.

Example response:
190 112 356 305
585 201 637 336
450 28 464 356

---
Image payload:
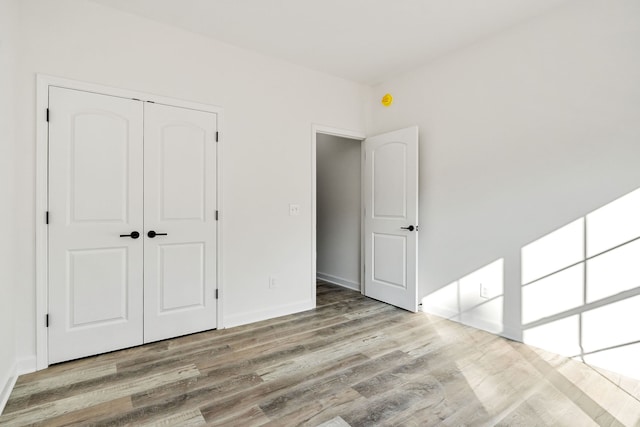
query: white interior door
48 87 219 363
363 126 419 312
143 103 218 343
48 87 144 363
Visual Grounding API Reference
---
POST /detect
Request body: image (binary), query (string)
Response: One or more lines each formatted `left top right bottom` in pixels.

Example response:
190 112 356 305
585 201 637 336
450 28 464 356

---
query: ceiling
89 0 571 85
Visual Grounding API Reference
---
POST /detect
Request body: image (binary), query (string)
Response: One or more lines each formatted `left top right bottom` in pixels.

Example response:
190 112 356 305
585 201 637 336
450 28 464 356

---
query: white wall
10 0 640 384
0 0 19 412
368 0 640 367
12 0 367 366
316 134 361 290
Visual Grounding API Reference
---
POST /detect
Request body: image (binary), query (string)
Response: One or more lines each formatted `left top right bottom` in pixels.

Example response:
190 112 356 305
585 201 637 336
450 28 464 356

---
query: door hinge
215 131 219 142
46 108 49 122
46 211 49 224
45 314 49 327
215 210 219 221
215 289 219 299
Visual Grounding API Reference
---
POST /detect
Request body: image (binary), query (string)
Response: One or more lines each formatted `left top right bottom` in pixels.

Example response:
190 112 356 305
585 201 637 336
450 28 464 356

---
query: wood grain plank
29 396 132 427
205 405 271 427
258 387 362 427
0 365 199 426
137 408 206 427
199 353 370 423
258 350 411 419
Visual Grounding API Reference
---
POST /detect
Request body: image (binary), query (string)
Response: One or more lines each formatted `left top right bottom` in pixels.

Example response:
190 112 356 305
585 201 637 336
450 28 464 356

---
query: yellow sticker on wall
381 93 393 107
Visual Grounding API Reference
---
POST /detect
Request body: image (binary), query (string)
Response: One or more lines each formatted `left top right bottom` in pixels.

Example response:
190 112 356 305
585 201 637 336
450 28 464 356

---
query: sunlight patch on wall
422 280 458 319
586 187 640 257
582 343 640 381
522 264 583 325
521 188 640 381
423 259 504 334
582 295 640 354
521 218 584 285
579 296 640 380
587 239 640 303
522 315 581 358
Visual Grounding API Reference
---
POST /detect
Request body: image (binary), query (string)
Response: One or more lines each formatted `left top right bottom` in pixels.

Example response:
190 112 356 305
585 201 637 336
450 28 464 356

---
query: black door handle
147 230 168 238
400 225 415 232
119 231 140 239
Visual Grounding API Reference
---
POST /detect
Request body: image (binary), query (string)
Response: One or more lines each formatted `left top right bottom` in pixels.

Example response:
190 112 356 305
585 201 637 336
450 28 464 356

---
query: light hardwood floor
2 282 640 426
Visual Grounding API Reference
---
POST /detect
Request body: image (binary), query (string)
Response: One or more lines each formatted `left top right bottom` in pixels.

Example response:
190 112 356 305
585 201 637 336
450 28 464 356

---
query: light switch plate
289 204 301 216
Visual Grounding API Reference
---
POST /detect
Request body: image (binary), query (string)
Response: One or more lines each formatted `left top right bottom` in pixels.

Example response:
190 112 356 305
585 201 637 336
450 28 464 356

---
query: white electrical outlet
289 204 300 216
269 276 278 289
480 284 489 299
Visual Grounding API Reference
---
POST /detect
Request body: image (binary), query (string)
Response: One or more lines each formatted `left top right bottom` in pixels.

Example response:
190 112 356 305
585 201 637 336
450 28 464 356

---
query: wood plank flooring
2 282 640 426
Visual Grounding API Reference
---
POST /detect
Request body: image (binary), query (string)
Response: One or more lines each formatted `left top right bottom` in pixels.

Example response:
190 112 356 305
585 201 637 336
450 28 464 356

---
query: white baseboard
17 357 37 376
421 304 505 337
223 299 314 328
316 272 360 291
459 316 503 336
0 362 18 416
0 356 37 415
500 326 521 342
421 303 459 320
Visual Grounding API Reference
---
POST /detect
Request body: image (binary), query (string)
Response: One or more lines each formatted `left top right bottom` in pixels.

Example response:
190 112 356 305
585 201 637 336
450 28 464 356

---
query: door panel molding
143 102 218 343
364 126 419 312
48 87 144 364
36 74 224 370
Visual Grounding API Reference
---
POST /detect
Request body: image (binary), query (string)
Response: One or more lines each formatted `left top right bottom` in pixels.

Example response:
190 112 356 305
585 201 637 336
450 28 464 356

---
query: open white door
363 126 419 312
48 88 144 363
143 103 218 343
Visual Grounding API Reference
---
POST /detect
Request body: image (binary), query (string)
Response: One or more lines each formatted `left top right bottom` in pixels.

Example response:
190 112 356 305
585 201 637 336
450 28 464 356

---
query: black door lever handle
147 230 168 238
400 225 415 232
120 231 140 239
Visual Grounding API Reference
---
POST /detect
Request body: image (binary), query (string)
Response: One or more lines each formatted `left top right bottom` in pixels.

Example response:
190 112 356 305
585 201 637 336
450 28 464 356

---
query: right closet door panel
143 102 218 343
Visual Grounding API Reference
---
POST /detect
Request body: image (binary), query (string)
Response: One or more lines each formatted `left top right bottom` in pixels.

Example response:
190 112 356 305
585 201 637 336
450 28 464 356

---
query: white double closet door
48 87 218 364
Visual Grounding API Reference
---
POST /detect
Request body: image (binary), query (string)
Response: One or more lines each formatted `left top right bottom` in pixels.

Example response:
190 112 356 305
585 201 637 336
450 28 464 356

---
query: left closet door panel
48 87 144 364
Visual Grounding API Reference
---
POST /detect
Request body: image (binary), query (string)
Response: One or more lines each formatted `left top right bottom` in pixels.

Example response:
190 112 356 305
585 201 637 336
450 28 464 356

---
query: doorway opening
317 134 362 290
311 125 420 312
311 126 366 302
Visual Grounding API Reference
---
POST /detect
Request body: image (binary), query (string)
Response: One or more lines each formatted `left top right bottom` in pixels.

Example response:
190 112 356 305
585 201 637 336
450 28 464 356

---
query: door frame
311 125 366 305
35 74 224 370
